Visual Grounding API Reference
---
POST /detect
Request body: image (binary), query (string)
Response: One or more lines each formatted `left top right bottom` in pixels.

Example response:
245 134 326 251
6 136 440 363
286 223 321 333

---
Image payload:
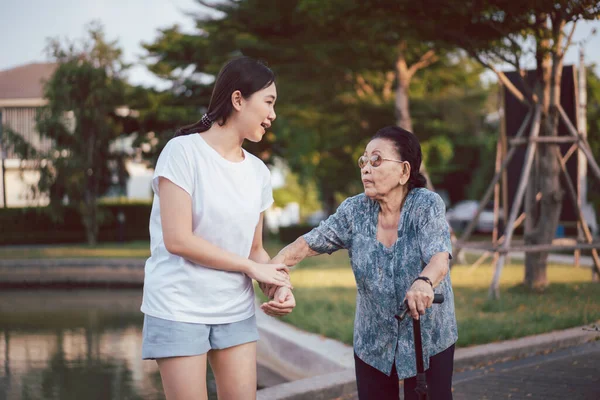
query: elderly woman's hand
404 279 434 320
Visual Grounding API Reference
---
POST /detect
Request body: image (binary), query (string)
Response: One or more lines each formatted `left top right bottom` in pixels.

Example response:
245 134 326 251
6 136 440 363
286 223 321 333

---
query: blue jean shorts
142 314 259 359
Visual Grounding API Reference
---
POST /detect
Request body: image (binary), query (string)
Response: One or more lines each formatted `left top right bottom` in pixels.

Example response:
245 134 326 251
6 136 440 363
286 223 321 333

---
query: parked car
582 203 598 237
306 210 327 226
447 200 598 237
446 200 503 233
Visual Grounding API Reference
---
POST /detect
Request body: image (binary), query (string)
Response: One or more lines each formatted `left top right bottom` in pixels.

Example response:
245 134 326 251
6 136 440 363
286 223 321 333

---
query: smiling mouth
261 123 270 130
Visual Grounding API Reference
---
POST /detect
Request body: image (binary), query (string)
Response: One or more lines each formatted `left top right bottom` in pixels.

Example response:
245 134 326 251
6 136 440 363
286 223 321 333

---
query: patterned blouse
303 188 458 379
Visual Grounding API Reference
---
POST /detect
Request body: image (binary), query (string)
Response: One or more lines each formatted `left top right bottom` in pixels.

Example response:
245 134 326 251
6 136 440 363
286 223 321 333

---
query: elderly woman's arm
405 192 453 320
273 237 321 265
260 198 354 305
405 251 450 319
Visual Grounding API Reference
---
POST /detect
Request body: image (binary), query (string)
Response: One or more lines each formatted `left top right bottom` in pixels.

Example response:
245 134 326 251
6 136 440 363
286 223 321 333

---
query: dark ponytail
175 115 213 136
372 126 427 191
174 57 275 137
410 171 428 191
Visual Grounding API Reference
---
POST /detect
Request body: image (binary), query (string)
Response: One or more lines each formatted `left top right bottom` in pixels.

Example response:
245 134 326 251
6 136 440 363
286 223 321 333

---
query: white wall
0 158 155 207
0 159 49 207
125 160 153 201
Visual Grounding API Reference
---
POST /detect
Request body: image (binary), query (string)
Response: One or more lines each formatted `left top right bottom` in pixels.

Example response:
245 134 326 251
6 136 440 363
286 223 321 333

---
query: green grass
2 239 598 348
257 246 600 348
0 241 151 259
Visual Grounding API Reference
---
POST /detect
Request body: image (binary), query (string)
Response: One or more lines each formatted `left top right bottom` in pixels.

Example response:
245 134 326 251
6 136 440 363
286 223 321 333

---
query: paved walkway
342 341 599 399
452 340 600 399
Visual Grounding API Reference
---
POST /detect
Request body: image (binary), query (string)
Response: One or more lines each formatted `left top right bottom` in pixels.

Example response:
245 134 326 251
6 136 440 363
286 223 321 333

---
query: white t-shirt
140 134 274 324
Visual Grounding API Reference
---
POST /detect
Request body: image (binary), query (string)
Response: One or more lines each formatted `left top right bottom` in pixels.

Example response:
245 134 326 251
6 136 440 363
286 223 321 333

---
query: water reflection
0 289 218 400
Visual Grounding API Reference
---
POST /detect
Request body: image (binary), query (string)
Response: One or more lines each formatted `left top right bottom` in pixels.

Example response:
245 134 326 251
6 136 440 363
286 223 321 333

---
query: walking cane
395 293 445 400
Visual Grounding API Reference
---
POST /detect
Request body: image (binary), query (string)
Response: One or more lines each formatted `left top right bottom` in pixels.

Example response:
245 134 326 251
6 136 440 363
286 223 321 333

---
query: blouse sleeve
302 197 353 254
418 193 453 264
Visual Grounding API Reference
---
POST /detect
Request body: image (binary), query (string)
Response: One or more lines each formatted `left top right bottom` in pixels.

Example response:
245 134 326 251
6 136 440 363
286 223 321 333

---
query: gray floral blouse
303 188 458 379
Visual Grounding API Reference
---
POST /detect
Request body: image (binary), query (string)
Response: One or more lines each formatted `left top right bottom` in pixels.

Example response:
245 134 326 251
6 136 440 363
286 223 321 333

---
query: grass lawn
2 239 598 348
0 241 151 259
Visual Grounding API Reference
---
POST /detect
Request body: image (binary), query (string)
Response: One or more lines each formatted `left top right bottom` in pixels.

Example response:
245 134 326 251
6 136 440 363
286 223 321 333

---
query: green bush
0 204 152 245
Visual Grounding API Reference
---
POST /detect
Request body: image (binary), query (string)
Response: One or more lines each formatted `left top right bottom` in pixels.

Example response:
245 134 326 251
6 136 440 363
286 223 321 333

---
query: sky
1 0 599 90
0 0 202 89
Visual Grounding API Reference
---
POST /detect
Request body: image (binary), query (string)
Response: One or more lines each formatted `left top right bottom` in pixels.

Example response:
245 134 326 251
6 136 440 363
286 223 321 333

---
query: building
0 63 56 207
0 63 154 207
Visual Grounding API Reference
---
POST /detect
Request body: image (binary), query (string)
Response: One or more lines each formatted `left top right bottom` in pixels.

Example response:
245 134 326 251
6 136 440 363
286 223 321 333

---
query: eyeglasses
358 154 405 169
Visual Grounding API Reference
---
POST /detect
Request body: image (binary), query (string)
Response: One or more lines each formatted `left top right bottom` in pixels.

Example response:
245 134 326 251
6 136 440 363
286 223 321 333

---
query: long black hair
174 57 275 137
372 126 427 191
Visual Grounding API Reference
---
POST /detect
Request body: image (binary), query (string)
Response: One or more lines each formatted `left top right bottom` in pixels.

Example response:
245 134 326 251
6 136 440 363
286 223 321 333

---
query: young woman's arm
249 212 271 264
249 212 295 300
260 236 321 299
159 177 291 287
259 237 320 316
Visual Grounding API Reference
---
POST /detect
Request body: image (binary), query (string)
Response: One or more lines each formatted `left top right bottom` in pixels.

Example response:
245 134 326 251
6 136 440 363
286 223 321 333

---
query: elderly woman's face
360 138 410 199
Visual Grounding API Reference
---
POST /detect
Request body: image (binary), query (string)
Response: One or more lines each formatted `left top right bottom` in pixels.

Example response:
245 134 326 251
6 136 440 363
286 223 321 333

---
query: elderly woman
263 126 457 399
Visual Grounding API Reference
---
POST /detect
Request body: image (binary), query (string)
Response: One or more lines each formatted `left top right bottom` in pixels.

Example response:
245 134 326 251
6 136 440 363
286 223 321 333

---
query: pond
0 289 224 400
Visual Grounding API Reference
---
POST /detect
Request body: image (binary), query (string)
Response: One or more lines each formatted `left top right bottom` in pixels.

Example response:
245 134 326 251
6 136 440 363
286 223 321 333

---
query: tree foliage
405 0 600 291
586 64 600 211
139 0 493 213
5 23 130 245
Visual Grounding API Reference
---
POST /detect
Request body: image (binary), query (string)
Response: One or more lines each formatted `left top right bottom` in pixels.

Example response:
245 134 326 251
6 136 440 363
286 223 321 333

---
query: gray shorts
142 314 259 359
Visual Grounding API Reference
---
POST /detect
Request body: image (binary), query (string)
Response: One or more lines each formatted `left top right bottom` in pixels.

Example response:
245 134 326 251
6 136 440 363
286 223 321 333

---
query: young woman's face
236 82 277 142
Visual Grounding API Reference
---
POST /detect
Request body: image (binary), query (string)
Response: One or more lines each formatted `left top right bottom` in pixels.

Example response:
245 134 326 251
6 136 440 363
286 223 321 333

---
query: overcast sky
1 0 599 90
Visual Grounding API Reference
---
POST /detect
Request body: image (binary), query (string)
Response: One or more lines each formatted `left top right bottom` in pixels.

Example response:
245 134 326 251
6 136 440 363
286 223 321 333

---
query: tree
587 64 600 211
408 0 600 291
141 0 492 214
297 0 442 133
6 22 130 245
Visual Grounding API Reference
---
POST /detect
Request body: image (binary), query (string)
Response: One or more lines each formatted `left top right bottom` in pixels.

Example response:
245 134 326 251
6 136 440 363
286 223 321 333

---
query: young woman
141 57 295 400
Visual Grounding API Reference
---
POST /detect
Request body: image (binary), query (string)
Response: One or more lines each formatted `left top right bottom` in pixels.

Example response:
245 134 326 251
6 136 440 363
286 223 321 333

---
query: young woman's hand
258 255 292 298
247 262 292 288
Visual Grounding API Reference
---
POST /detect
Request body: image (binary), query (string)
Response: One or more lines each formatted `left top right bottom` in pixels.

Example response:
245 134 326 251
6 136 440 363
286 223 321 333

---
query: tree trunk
320 184 337 217
83 129 98 246
395 52 413 132
395 49 434 189
82 189 98 246
524 32 564 290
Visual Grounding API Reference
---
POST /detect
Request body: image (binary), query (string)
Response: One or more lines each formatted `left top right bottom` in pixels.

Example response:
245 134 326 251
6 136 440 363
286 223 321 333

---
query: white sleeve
260 166 274 212
152 139 194 197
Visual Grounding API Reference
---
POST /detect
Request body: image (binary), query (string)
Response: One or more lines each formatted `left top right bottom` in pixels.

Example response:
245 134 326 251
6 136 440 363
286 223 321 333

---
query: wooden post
560 143 578 166
558 103 600 280
456 109 533 253
500 91 509 265
498 242 600 253
469 211 528 273
492 136 502 247
554 146 600 276
557 104 600 184
576 50 586 272
490 106 542 298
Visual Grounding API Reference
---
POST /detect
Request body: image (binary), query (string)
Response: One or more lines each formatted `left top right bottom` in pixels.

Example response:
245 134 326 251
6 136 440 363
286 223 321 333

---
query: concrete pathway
339 341 600 400
452 340 600 400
